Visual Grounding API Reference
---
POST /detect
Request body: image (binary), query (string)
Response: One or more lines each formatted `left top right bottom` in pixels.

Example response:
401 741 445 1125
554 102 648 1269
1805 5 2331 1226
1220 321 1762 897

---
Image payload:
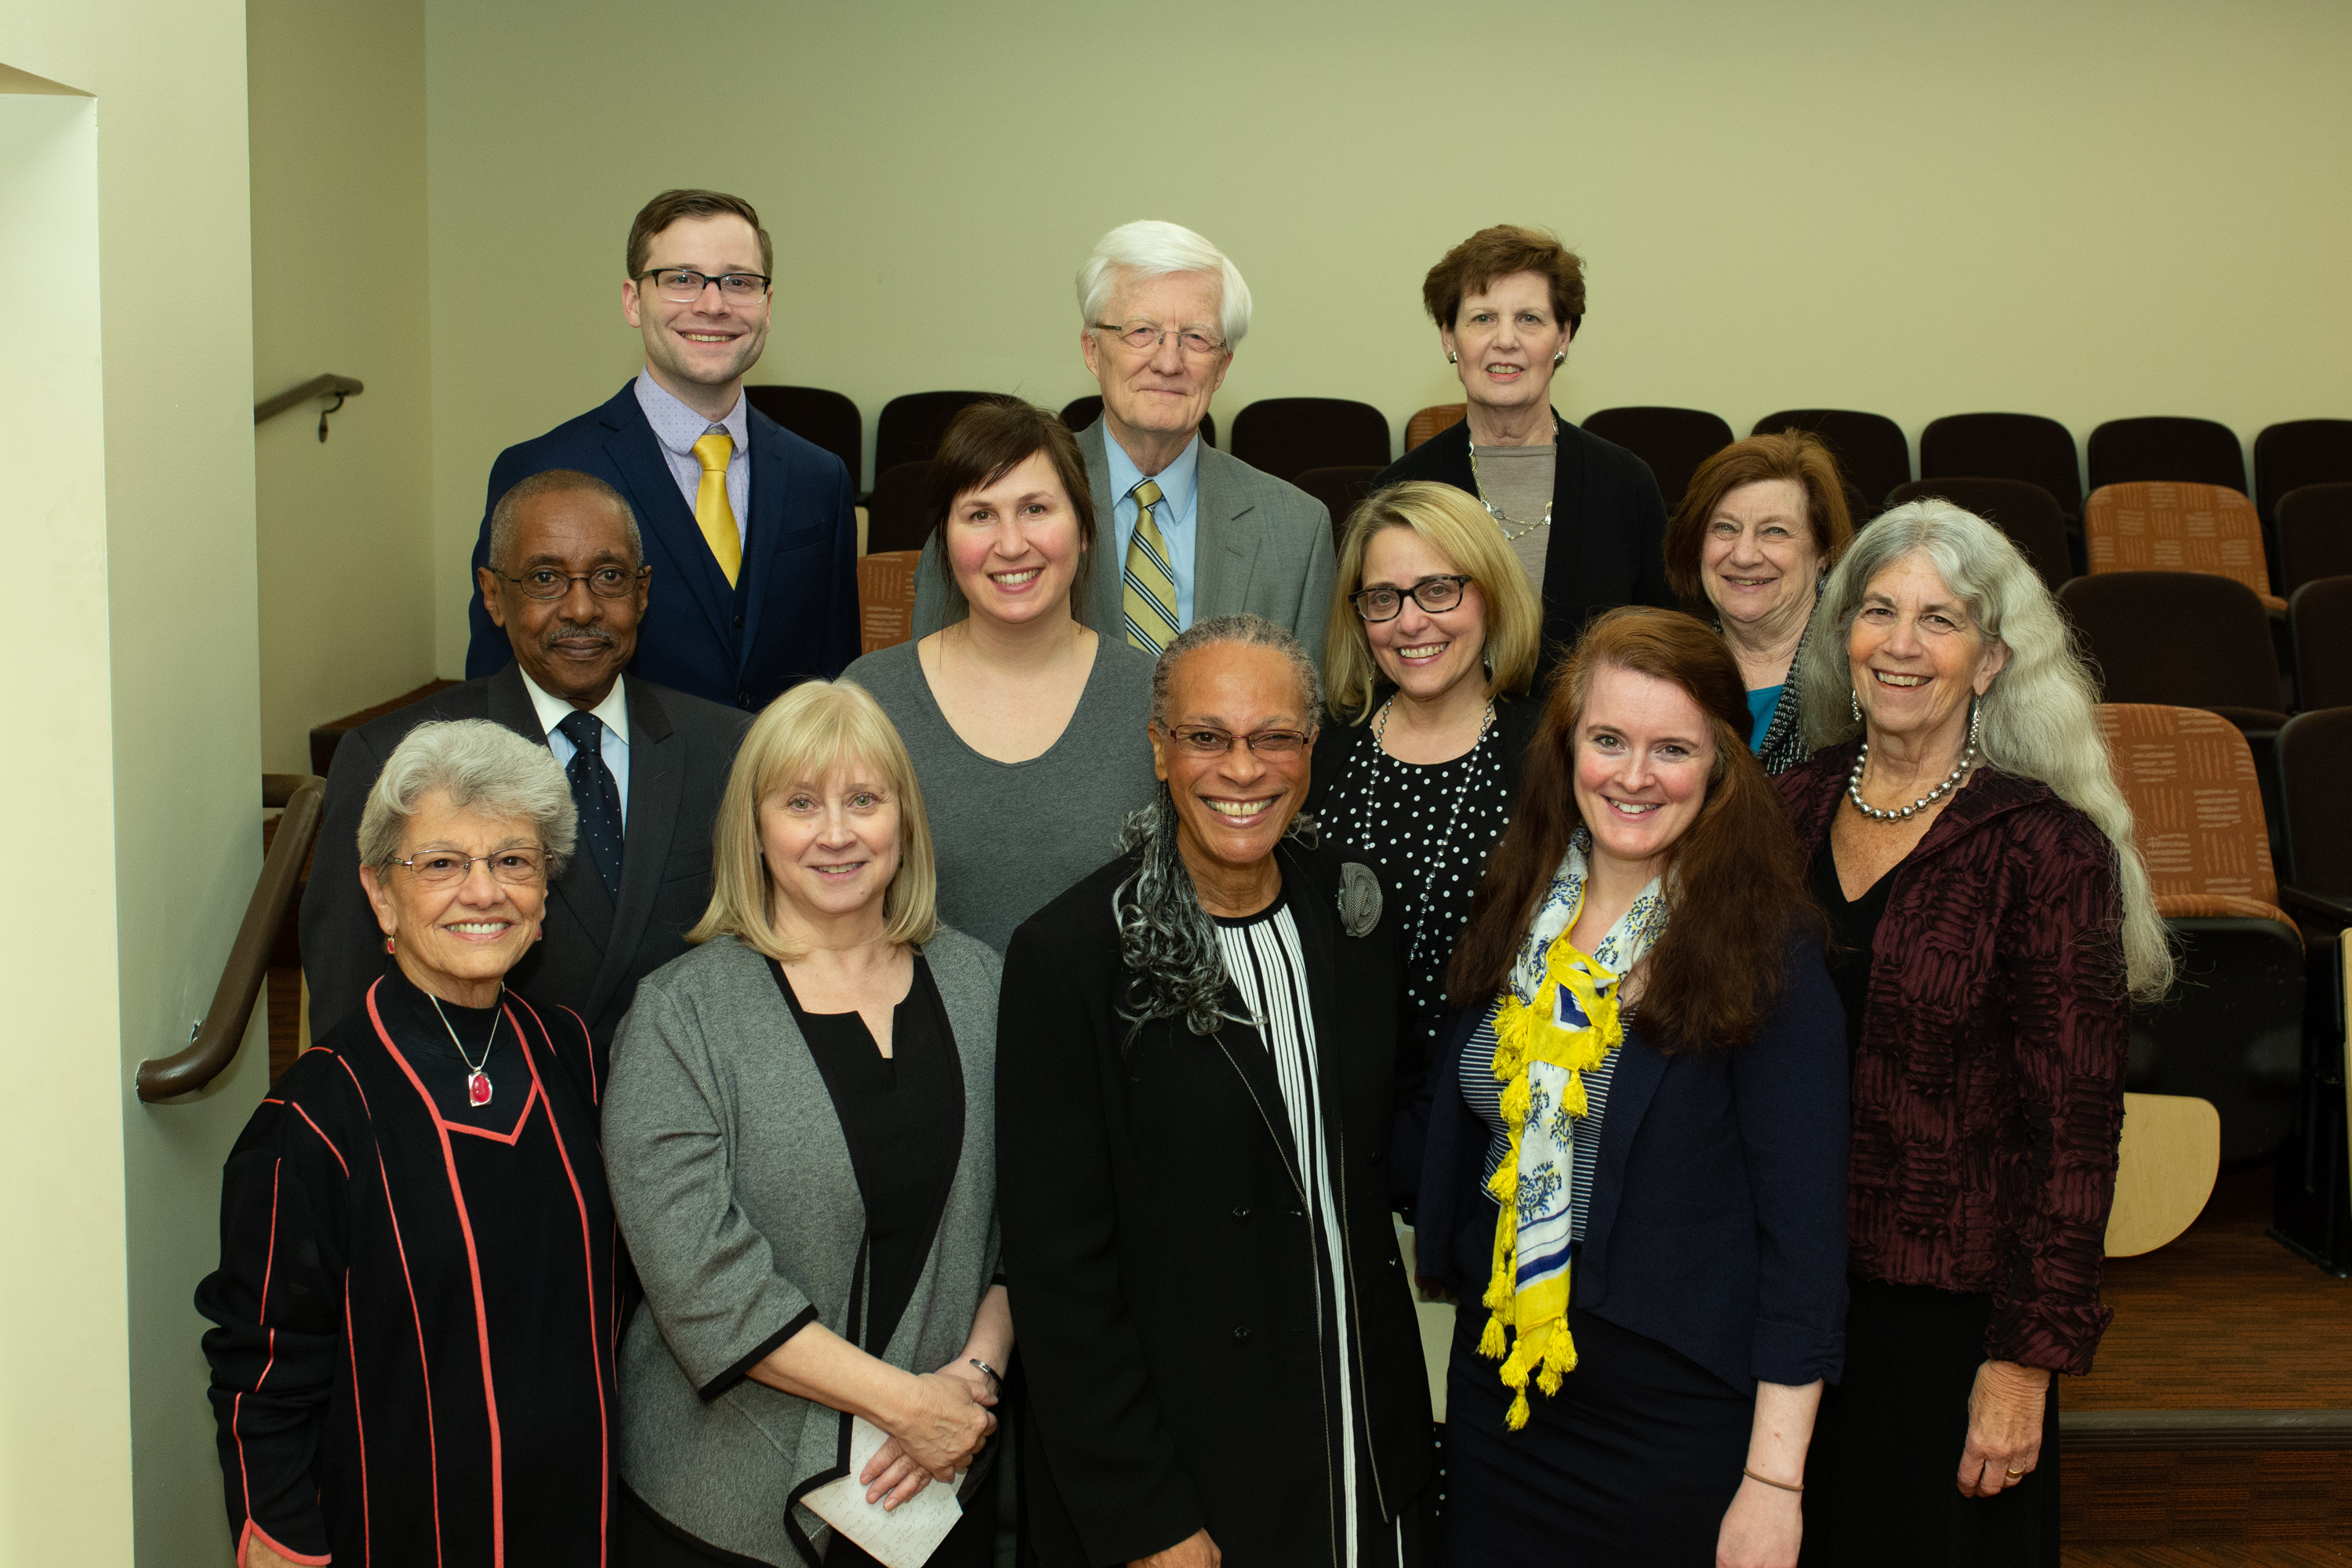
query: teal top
1747 686 1784 750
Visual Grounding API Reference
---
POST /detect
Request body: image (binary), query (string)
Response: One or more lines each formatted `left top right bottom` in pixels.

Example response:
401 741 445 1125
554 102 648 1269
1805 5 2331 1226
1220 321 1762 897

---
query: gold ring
2005 1467 2025 1477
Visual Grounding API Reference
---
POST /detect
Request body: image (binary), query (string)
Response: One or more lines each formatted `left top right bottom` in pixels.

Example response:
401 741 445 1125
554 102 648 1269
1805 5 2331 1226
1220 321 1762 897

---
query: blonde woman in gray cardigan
604 679 1011 1568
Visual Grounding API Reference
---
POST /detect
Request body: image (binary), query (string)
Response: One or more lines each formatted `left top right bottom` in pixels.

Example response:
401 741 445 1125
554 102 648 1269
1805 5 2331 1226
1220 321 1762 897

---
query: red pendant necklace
428 989 500 1108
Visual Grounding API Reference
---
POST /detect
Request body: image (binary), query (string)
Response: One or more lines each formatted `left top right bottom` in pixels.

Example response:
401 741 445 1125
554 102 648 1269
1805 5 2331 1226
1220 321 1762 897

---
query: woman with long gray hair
996 614 1434 1567
1774 500 2171 1566
198 720 622 1568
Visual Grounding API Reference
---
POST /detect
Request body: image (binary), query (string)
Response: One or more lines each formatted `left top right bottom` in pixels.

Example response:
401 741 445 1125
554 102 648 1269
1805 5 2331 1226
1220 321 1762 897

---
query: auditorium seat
1580 406 1734 510
874 390 994 476
864 462 931 555
1750 408 1911 521
1919 412 2082 522
1229 398 1390 482
1059 394 1216 449
855 550 920 655
2255 420 2352 587
2277 708 2352 938
2278 482 2352 593
1405 403 1467 452
744 386 861 486
2060 572 2287 728
2290 576 2352 712
1883 477 2073 592
2096 703 2303 1163
1293 466 1386 549
2084 481 2285 612
2088 416 2247 495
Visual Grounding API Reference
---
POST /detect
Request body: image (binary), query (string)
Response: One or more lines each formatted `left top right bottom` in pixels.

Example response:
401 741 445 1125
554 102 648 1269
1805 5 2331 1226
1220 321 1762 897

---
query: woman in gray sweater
844 398 1157 953
604 678 1009 1567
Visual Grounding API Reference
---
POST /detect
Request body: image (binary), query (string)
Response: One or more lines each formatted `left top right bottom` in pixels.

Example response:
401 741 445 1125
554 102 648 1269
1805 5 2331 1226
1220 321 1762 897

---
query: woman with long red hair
1406 608 1849 1567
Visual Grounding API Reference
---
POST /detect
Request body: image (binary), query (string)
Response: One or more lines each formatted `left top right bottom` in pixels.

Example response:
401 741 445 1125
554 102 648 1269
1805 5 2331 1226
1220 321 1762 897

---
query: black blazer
1408 935 1850 1395
463 383 859 711
299 664 748 1052
997 841 1432 1567
1377 412 1674 679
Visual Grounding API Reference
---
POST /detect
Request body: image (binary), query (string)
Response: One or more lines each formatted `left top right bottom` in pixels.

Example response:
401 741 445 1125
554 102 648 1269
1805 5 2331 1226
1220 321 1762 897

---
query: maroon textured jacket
1780 744 2130 1375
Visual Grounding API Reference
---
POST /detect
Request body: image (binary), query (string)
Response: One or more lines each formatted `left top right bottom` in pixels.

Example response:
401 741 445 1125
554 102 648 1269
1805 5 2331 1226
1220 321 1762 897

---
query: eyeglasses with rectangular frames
492 565 649 601
394 847 548 887
637 267 772 303
1160 724 1312 757
1093 322 1229 358
1351 575 1472 622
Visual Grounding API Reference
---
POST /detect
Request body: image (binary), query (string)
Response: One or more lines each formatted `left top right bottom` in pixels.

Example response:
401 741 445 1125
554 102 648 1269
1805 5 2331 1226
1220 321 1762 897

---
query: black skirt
1440 1301 1751 1566
1800 1276 2060 1567
619 1481 997 1568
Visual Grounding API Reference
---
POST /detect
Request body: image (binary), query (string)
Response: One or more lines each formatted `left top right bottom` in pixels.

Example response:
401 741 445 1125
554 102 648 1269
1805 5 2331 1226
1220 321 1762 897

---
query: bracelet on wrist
967 1357 1002 1392
1743 1465 1803 1494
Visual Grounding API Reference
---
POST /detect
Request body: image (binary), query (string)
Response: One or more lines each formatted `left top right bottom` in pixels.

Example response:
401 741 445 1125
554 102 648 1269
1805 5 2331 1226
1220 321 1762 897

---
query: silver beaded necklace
1847 699 1980 822
1368 696 1498 967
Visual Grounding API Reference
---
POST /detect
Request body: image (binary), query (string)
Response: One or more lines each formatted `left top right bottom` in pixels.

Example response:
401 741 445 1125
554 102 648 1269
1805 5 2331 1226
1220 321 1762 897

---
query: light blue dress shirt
633 371 750 547
1104 431 1203 631
521 670 632 823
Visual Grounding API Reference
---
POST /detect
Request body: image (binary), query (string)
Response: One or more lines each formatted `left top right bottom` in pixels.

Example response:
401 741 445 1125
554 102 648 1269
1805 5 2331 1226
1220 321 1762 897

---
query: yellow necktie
691 431 742 587
1123 480 1179 655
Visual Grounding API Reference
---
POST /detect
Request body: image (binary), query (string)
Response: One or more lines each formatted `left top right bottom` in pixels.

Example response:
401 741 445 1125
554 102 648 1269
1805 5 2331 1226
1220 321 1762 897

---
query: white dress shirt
521 670 633 823
633 371 750 549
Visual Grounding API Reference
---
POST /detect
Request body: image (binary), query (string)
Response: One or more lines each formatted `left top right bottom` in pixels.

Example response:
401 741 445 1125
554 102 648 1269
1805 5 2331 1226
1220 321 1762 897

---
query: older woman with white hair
998 614 1434 1568
198 719 619 1568
604 679 1008 1568
1773 501 2173 1566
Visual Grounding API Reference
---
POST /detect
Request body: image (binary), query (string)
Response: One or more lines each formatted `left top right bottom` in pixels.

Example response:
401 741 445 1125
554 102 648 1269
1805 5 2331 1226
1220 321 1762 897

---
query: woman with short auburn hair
1664 432 1857 773
847 396 1158 953
1376 225 1674 684
1407 608 1847 1566
605 678 1009 1567
1311 481 1545 1181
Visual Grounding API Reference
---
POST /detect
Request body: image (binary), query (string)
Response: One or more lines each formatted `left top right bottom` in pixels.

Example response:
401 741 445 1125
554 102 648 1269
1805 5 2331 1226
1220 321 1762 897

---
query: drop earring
1850 688 1862 723
383 935 397 955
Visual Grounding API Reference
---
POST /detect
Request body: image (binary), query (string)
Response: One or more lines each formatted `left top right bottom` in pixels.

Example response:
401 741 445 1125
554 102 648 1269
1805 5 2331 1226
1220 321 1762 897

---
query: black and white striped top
1214 898 1368 1568
1460 997 1620 1245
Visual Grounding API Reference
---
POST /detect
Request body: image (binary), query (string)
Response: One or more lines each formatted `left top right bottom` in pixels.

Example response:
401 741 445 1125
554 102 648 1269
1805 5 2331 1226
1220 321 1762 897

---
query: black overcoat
997 840 1433 1566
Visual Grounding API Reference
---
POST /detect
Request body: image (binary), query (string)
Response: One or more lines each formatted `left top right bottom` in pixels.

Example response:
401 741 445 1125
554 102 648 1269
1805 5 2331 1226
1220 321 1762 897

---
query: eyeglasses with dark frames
637 267 771 303
1350 575 1472 622
492 565 649 601
1159 724 1312 757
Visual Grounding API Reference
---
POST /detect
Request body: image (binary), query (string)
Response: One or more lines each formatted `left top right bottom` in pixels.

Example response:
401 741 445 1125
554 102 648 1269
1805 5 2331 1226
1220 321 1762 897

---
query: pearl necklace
1370 696 1498 967
1846 735 1976 822
1466 438 1552 540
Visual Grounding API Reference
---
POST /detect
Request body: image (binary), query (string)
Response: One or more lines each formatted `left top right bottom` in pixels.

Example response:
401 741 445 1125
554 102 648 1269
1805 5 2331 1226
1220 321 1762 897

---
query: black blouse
1809 832 1895 1068
771 954 964 1354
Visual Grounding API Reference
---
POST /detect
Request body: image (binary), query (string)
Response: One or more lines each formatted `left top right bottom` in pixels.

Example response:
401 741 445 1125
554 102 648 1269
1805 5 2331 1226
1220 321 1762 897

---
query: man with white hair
913 220 1336 661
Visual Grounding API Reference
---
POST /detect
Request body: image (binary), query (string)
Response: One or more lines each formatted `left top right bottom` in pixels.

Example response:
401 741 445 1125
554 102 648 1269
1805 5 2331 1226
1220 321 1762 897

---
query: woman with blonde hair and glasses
1310 481 1545 1183
604 680 1010 1567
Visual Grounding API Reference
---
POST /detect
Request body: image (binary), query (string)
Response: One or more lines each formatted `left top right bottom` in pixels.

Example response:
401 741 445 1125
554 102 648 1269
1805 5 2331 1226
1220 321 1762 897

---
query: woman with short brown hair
1664 432 1857 772
1376 225 1674 681
1407 608 1848 1566
845 397 1158 952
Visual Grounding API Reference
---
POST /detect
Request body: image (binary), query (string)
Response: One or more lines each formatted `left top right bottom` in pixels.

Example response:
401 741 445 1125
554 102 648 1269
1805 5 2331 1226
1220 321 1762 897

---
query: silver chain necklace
428 989 502 1108
1465 438 1552 540
1370 696 1498 968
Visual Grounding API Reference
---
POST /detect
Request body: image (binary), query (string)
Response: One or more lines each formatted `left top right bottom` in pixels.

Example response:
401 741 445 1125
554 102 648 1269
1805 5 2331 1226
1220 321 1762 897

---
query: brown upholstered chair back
2095 702 2285 922
2085 481 2283 611
1405 403 1467 452
855 550 921 655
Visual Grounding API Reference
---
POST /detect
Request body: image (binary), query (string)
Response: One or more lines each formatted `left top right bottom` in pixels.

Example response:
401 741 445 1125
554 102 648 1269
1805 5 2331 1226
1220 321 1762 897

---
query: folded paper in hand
801 1417 964 1568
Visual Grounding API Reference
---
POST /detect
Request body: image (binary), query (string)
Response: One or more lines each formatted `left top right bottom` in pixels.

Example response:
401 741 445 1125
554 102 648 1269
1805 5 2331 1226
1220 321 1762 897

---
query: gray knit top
603 929 1002 1565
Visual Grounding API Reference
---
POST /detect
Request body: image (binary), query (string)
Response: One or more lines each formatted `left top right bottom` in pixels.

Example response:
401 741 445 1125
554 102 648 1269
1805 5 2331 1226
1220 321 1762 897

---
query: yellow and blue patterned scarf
1479 829 1665 1428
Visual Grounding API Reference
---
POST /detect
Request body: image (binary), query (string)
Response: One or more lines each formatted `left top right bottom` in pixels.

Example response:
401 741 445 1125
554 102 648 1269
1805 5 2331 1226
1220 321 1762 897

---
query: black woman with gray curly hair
996 614 1436 1568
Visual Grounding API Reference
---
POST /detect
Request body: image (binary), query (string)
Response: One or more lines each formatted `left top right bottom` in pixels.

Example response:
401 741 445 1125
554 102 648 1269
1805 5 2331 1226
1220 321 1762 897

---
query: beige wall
420 0 2352 673
0 2 260 1563
250 0 434 771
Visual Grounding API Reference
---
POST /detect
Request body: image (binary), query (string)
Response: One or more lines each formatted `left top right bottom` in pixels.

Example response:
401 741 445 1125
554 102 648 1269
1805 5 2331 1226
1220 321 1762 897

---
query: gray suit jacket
604 931 1004 1565
299 663 749 1052
911 419 1338 663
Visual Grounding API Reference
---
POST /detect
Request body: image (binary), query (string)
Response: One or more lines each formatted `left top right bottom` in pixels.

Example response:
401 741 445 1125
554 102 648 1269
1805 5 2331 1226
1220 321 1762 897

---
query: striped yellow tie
1122 480 1180 654
691 430 742 586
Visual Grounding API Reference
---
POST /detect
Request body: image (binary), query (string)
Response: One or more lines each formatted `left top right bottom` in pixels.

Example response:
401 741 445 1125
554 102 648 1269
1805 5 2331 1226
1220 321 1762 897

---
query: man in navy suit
463 188 858 710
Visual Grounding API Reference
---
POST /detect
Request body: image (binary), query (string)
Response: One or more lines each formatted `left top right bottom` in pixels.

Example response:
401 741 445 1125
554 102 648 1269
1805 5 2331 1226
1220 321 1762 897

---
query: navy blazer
463 383 859 711
1407 935 1850 1394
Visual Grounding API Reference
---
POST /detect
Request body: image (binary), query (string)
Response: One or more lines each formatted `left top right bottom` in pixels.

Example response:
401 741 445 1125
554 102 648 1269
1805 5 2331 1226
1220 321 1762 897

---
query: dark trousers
1440 1301 1752 1566
1801 1276 2061 1568
619 1479 998 1567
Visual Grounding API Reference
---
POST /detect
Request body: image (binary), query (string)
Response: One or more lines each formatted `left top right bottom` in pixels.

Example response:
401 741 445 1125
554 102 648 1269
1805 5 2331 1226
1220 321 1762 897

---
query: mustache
541 621 615 650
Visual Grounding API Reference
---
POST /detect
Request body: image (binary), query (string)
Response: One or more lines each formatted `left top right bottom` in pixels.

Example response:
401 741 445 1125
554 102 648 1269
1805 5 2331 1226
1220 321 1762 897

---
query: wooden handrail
137 774 327 1102
255 374 364 441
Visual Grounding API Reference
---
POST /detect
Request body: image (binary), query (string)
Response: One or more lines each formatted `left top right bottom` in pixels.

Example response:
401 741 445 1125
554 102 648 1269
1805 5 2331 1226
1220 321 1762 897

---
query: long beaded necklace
1466 436 1553 542
428 989 503 1108
1847 700 1980 822
1368 695 1499 968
